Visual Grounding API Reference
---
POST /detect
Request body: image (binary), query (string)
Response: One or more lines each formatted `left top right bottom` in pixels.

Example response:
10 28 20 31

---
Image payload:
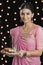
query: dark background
0 0 43 65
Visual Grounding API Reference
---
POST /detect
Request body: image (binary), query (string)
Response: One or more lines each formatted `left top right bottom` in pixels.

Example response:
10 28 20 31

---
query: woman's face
20 8 34 23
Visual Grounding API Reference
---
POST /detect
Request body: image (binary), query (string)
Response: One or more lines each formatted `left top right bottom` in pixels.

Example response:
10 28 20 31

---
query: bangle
26 51 31 57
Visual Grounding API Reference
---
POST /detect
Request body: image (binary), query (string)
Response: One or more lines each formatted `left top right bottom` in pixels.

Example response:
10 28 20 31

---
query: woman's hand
5 52 18 57
25 50 42 57
18 50 26 57
5 52 14 57
26 51 31 57
17 50 31 62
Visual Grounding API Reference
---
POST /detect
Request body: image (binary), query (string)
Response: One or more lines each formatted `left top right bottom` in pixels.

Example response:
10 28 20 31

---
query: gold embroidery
20 24 35 42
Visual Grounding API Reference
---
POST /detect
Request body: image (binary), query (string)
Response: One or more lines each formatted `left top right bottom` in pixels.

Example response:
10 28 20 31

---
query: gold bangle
26 51 31 57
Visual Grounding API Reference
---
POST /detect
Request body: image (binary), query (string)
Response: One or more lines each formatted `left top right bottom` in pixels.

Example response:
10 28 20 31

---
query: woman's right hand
5 51 18 57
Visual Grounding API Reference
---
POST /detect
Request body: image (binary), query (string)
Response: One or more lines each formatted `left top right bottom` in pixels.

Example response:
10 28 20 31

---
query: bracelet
26 51 31 57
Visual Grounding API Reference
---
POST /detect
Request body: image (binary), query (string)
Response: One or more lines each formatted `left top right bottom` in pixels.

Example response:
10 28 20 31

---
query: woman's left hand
18 50 26 57
18 50 31 61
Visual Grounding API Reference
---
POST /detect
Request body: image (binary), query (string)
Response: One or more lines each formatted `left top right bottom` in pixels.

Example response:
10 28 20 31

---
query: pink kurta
10 25 43 65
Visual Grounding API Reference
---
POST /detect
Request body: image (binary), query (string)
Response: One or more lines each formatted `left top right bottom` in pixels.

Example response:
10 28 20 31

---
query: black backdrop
0 0 43 65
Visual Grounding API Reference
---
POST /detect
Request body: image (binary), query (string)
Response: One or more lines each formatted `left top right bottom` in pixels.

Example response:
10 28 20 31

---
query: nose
24 14 27 19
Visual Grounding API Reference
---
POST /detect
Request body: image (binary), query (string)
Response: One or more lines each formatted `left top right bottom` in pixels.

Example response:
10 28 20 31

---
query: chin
24 22 28 23
24 21 29 23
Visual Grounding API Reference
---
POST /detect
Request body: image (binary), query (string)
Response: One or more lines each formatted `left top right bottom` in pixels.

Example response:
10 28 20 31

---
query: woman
10 2 43 65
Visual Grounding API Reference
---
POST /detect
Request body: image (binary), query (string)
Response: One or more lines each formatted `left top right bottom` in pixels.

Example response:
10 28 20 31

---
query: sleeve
10 28 17 49
10 28 16 37
36 26 43 50
10 27 19 49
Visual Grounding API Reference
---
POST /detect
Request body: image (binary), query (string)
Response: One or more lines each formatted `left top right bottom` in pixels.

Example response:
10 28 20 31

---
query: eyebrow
21 12 29 14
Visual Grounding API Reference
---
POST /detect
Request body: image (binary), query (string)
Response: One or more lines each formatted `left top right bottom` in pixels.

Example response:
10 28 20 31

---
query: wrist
26 51 31 57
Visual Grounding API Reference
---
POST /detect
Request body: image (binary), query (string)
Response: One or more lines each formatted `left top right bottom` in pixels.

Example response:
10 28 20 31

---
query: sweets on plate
1 48 16 53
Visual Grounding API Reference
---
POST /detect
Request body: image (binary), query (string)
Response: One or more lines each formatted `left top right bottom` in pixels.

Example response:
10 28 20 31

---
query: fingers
18 50 25 57
25 57 31 62
4 51 18 57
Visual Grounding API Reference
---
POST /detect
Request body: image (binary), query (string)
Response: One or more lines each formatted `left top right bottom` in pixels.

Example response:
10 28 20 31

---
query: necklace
21 23 35 35
20 24 35 42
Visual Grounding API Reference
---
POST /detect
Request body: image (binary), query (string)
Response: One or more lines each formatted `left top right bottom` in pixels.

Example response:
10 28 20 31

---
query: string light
13 1 16 3
1 58 3 60
41 17 43 20
37 13 40 15
3 54 6 57
4 42 7 45
2 39 4 41
14 18 16 20
1 26 3 29
1 45 4 48
15 24 18 26
5 19 8 22
19 7 21 10
41 0 43 2
0 15 2 18
6 25 9 27
7 13 9 15
14 12 17 14
5 60 7 63
0 32 3 35
7 6 10 9
0 3 2 5
34 18 36 21
7 31 9 33
4 36 6 39
2 64 4 65
24 0 26 3
6 0 9 2
36 7 39 9
1 9 3 12
42 8 43 11
35 1 38 4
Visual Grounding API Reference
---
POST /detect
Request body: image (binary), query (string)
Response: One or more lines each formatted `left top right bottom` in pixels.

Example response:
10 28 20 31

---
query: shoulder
10 26 20 36
34 24 42 30
10 26 19 32
33 24 43 34
34 24 43 35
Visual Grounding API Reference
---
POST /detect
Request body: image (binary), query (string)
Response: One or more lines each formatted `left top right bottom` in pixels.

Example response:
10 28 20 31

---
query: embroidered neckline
19 24 36 42
19 24 36 36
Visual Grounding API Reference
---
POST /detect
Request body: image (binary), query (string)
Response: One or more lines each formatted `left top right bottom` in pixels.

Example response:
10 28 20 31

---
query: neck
23 20 33 29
